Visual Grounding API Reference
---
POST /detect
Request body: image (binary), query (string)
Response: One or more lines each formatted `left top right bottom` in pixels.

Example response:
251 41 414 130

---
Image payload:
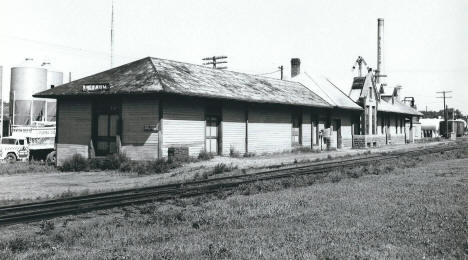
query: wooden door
93 101 121 156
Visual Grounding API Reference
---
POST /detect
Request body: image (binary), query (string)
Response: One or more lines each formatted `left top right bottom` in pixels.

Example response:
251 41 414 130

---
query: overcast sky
1 0 467 113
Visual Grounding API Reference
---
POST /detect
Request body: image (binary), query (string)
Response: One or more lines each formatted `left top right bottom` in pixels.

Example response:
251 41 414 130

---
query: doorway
93 100 121 156
333 119 342 149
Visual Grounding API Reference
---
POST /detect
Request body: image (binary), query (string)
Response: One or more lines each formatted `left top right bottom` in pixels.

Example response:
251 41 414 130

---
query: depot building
34 57 418 166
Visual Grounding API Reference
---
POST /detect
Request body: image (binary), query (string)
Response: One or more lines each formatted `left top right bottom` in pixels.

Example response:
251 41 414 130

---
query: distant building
348 72 422 147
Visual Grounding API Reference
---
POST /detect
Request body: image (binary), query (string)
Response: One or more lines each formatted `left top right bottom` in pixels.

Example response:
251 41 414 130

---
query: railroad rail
0 142 466 226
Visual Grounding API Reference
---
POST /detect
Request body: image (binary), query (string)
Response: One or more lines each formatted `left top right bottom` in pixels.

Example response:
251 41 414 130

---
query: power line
0 34 136 60
255 69 280 76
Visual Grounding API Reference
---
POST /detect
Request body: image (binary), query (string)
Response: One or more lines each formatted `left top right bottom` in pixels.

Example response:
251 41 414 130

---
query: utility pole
110 0 115 68
202 56 228 69
436 91 452 138
0 66 3 140
278 65 283 80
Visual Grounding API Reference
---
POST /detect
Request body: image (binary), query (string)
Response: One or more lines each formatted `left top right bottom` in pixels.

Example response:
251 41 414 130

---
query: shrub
61 154 89 172
229 146 241 158
198 150 214 160
291 146 314 153
243 152 256 158
89 153 130 171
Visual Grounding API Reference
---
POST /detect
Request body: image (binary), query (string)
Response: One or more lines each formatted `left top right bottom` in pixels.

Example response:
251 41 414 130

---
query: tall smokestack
376 18 385 86
291 58 301 78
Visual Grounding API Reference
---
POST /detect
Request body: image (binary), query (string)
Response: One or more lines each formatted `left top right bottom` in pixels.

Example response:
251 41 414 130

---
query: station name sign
82 83 111 92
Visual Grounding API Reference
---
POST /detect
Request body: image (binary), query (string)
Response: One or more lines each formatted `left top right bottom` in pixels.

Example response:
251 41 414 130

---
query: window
381 117 384 134
365 106 369 135
1 139 16 145
292 111 302 145
205 115 220 154
396 116 399 134
372 106 376 135
400 118 403 133
18 140 25 145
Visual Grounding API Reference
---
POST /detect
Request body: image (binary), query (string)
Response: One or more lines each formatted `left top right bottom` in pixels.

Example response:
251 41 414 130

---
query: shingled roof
34 57 331 108
378 99 423 116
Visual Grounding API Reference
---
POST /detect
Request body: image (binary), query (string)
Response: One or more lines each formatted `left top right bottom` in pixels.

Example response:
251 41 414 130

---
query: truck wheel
46 151 57 165
6 153 17 163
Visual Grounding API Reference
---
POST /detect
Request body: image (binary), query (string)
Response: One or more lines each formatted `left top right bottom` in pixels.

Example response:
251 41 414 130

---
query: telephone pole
202 56 228 69
278 65 283 80
110 0 115 68
436 91 452 138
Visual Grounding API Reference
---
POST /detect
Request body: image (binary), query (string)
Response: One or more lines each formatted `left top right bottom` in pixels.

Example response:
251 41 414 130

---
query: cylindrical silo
42 62 63 122
10 58 47 125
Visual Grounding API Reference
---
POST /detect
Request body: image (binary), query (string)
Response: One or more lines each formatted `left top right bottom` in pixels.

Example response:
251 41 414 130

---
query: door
93 101 121 156
334 119 342 149
205 115 220 154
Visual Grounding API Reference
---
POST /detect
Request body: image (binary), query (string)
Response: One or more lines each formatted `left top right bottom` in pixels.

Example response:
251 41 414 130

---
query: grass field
0 149 467 259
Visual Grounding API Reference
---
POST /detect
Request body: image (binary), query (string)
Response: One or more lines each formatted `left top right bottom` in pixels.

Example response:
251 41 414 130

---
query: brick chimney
291 58 301 78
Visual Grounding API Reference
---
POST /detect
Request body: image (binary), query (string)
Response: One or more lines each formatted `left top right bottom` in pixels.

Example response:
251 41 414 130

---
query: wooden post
88 139 95 159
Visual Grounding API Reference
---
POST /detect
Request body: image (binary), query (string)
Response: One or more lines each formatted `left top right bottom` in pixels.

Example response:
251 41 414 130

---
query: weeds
291 146 319 153
0 160 57 175
61 154 89 172
198 150 214 160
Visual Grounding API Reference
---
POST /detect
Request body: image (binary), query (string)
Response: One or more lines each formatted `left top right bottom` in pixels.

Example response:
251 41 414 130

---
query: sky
1 0 467 113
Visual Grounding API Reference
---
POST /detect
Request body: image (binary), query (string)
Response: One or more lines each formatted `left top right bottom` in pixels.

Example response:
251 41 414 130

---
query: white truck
3 122 56 163
0 136 30 162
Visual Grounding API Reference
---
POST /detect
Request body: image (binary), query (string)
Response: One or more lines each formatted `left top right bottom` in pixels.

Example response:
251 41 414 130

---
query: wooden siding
57 144 88 166
248 105 291 154
57 99 92 145
56 99 91 165
301 110 311 147
222 104 246 155
121 97 159 160
162 100 205 157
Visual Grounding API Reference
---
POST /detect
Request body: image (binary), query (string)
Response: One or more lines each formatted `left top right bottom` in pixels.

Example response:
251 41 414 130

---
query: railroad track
0 142 466 226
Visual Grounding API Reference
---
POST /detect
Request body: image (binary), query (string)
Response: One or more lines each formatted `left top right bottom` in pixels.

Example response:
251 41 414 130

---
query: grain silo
10 58 47 125
42 62 63 122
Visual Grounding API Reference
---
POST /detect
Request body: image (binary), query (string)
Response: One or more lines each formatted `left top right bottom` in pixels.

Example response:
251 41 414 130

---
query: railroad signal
202 56 228 69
